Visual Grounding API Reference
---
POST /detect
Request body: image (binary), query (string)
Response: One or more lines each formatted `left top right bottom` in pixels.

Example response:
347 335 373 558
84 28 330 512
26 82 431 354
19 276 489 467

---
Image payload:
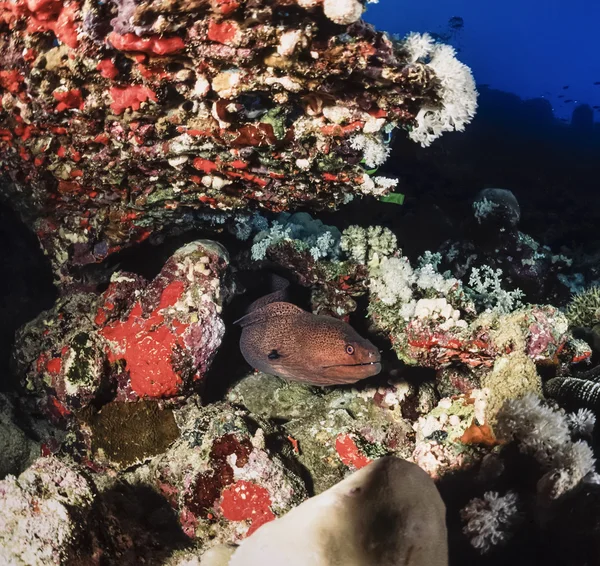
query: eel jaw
321 361 381 369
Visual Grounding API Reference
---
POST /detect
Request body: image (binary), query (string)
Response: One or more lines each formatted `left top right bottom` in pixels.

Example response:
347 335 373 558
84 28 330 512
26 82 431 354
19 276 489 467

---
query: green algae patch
80 400 180 469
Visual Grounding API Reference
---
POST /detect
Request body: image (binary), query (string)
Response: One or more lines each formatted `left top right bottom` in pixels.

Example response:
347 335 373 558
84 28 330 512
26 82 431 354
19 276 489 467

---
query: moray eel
235 277 381 386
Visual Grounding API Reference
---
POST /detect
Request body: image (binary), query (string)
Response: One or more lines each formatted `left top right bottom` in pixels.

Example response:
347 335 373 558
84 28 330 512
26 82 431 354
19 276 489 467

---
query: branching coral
251 212 341 261
468 265 525 314
340 225 397 267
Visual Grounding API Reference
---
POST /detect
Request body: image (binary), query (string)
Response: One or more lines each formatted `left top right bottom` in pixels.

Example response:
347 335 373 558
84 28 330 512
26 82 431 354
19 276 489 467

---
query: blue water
364 0 600 122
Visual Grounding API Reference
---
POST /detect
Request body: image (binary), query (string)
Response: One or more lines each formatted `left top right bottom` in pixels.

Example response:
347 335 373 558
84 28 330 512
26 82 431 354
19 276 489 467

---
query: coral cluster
13 240 230 424
461 491 522 553
148 401 307 545
441 187 573 305
0 0 477 281
358 228 587 371
566 286 600 328
250 211 341 261
460 393 598 556
227 371 415 492
495 393 596 500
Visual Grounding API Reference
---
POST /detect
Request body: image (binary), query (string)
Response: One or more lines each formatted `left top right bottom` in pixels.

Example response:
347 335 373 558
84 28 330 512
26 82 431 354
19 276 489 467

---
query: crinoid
545 364 600 412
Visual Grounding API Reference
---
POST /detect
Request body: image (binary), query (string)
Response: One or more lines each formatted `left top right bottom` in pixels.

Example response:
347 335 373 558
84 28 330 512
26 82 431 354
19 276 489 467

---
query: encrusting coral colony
0 0 598 565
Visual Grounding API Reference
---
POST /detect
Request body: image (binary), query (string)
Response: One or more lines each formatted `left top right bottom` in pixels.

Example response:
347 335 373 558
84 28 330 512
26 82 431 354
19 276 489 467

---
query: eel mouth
321 361 381 369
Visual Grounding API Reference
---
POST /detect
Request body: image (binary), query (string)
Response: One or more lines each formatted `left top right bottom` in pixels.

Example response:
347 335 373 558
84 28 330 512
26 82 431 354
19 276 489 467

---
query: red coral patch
53 88 83 112
335 433 372 469
220 480 275 536
96 58 119 79
207 19 240 45
99 280 188 398
108 32 185 55
109 85 157 114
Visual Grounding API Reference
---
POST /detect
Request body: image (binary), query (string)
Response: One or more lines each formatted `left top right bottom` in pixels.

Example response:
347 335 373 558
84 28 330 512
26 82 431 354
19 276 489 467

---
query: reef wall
0 0 476 283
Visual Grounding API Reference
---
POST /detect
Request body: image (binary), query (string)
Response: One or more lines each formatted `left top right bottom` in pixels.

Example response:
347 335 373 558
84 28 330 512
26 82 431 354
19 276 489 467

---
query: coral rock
0 456 95 566
13 240 230 420
228 371 414 492
0 393 40 479
149 401 308 546
0 0 475 282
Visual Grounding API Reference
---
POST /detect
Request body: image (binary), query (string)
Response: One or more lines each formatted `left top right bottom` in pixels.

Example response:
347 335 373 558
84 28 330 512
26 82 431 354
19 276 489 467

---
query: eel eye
345 344 355 355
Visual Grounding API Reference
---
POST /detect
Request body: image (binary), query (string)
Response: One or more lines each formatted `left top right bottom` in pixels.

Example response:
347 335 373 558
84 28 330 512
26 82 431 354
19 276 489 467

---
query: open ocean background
366 0 600 123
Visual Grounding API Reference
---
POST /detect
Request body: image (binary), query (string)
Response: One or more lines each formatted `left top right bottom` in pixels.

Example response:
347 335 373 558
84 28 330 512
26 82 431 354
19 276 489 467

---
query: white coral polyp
404 33 478 147
403 31 435 64
414 298 467 330
323 0 364 25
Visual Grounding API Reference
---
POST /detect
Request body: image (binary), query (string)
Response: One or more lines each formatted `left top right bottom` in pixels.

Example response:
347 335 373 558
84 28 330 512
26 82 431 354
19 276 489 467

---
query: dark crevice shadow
86 482 191 565
0 202 56 392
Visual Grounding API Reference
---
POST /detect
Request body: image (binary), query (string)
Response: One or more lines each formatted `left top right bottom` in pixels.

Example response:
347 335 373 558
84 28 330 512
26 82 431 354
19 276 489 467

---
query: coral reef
0 0 477 282
0 456 95 565
227 371 415 493
148 401 308 545
0 0 598 562
13 240 230 423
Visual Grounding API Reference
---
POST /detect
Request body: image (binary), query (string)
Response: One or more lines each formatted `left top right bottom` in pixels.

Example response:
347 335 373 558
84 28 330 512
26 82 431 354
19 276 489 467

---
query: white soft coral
403 33 478 147
461 491 521 553
495 393 596 499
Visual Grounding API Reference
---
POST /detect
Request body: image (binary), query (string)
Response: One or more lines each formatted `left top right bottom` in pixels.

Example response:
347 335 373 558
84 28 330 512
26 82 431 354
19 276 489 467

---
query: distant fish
565 99 573 103
563 85 570 89
448 16 464 30
558 95 565 98
236 276 381 386
593 105 600 110
594 82 600 85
